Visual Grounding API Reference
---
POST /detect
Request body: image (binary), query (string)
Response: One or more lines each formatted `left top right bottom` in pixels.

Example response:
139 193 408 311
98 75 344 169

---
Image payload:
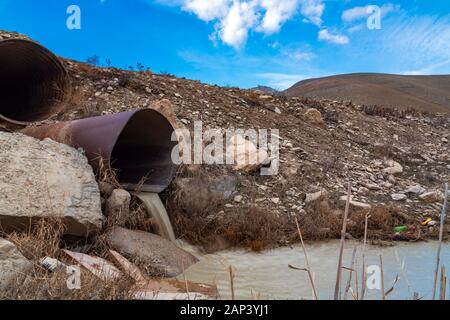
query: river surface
180 241 450 300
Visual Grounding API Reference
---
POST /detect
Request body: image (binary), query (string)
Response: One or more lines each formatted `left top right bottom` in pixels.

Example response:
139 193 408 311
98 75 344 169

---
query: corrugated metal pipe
0 39 68 123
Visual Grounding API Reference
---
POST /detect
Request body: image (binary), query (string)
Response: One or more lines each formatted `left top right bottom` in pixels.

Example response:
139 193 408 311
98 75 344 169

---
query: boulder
382 160 403 175
0 239 32 291
107 227 198 277
303 108 325 127
226 134 269 173
419 191 444 203
0 132 103 236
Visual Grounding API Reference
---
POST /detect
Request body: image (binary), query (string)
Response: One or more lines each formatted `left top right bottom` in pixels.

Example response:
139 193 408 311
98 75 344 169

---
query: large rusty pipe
22 109 178 192
0 39 67 122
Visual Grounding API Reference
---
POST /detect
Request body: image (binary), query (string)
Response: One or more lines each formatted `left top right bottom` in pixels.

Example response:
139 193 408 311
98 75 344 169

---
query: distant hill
251 85 279 94
285 73 450 113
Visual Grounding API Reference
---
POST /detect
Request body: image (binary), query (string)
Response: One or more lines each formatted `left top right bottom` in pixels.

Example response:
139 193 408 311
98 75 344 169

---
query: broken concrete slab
0 239 32 291
107 227 198 278
63 250 122 282
109 250 147 284
0 132 103 236
108 249 217 300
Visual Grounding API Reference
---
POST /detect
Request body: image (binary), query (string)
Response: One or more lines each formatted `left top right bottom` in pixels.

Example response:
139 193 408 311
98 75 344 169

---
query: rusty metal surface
0 39 67 122
23 109 178 192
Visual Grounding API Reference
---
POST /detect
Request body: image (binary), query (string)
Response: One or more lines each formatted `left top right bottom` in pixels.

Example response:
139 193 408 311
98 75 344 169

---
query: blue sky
0 0 449 89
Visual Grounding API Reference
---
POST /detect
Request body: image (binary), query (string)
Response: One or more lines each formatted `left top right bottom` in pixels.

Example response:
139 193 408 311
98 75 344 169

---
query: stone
303 108 325 127
382 160 403 175
391 193 407 201
339 196 372 209
105 189 131 217
0 132 103 236
419 191 444 203
405 185 426 195
234 195 243 203
305 189 327 203
107 227 199 277
270 197 280 204
226 134 269 173
0 239 32 291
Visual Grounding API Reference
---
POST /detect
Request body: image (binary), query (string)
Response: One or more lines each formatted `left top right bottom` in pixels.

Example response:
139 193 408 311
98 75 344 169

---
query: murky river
180 241 450 300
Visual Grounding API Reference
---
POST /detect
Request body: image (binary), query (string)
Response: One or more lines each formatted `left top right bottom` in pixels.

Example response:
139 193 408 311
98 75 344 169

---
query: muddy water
181 241 450 300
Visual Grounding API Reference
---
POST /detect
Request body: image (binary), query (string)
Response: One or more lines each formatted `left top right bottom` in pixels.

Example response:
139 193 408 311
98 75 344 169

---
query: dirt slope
285 73 450 114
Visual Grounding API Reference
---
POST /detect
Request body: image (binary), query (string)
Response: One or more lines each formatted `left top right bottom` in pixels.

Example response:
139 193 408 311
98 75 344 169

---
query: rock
305 189 327 203
270 197 280 204
0 132 103 236
405 185 426 195
391 193 407 201
339 196 372 209
382 160 403 175
226 134 269 173
0 239 32 291
303 108 325 127
258 95 273 101
107 227 198 277
364 183 382 191
234 195 243 203
105 189 131 217
419 191 444 203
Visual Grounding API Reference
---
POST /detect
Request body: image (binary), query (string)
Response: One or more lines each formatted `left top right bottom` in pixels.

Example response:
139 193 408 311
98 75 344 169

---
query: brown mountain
285 73 450 113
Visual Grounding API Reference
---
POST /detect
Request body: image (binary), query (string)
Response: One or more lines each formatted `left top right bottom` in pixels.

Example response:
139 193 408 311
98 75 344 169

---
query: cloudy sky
0 0 449 89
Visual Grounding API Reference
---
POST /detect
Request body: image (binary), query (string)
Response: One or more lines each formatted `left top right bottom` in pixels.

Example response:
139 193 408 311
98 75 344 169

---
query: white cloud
259 0 298 34
300 0 324 26
318 29 349 45
218 1 258 48
342 3 400 23
158 0 325 48
183 0 229 21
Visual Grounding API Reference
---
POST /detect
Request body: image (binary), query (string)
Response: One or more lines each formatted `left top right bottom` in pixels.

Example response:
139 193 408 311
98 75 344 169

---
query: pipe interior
0 40 67 122
111 110 178 192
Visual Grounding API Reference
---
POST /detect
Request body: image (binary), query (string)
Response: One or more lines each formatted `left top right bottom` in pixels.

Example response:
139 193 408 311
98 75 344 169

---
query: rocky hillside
285 73 450 114
1 30 450 251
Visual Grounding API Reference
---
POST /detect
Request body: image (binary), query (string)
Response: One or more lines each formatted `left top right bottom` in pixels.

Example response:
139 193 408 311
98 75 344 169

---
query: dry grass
362 104 427 119
1 219 134 300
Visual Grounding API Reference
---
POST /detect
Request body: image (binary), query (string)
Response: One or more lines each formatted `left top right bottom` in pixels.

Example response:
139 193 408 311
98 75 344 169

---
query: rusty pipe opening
22 109 178 193
111 110 178 191
0 39 67 122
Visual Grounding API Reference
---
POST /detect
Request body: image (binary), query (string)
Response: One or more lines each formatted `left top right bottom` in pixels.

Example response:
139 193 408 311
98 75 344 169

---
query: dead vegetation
0 219 134 300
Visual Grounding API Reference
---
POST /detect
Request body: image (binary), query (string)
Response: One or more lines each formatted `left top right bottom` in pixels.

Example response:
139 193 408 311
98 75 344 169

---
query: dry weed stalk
432 182 448 300
334 182 351 300
293 217 318 300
